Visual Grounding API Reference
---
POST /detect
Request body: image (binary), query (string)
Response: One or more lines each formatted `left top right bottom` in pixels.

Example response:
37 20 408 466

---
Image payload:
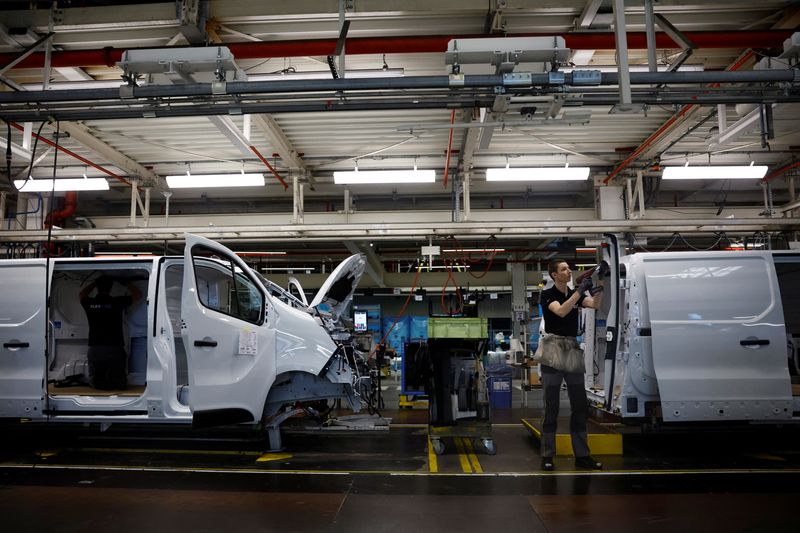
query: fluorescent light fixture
23 80 125 91
233 251 287 256
95 251 154 256
334 169 435 185
486 166 590 181
443 248 505 253
166 173 265 188
14 178 110 192
248 68 404 82
426 265 470 270
560 65 705 73
662 164 768 180
261 267 314 273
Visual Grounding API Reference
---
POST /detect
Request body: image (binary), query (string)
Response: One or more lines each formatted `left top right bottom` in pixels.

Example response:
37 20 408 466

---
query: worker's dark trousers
88 345 128 390
541 369 590 459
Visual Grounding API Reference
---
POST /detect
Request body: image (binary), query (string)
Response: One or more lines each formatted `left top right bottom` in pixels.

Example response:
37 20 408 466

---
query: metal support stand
263 407 305 451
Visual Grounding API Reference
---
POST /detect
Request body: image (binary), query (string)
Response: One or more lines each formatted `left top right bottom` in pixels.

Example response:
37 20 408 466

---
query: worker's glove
577 277 593 294
597 260 611 278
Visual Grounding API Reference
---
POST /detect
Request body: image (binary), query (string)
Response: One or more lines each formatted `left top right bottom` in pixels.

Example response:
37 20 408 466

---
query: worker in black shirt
539 259 604 471
80 275 143 390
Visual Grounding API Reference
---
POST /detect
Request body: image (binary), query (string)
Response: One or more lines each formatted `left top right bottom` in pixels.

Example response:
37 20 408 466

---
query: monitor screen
354 310 368 332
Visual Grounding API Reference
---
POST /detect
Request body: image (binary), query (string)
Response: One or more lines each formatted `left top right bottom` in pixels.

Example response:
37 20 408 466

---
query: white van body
586 234 800 424
0 234 368 447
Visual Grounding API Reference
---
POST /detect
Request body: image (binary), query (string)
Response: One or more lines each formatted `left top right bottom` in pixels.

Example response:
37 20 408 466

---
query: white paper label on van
238 329 257 355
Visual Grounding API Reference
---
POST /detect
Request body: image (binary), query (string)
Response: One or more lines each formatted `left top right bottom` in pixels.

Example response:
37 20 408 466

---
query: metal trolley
424 318 495 455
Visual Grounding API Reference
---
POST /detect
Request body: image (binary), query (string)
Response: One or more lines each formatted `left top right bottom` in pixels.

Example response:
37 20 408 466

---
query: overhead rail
0 218 797 245
0 70 797 122
0 70 797 104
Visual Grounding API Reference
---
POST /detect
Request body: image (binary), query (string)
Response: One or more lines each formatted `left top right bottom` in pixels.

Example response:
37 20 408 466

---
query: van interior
48 264 154 397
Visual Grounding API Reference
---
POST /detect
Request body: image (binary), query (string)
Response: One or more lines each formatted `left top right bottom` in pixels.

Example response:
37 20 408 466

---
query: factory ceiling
0 0 799 275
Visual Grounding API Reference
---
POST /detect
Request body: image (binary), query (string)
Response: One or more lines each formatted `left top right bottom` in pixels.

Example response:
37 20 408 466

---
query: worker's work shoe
541 457 554 471
575 456 602 470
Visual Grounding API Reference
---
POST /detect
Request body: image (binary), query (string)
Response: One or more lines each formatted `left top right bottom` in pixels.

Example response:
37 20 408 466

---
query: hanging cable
5 122 11 186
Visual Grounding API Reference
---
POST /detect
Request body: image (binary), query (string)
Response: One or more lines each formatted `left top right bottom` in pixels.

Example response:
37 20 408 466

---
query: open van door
307 254 366 321
593 233 624 411
181 234 276 427
0 261 47 418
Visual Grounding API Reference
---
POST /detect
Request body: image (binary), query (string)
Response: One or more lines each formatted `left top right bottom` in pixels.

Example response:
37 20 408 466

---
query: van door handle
3 342 29 349
740 339 770 346
194 339 218 347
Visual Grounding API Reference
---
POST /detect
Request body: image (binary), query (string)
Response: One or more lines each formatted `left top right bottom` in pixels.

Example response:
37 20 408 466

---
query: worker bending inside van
80 275 143 390
538 259 607 471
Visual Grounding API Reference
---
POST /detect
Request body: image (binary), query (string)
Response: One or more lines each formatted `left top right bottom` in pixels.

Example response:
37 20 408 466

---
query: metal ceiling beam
56 122 160 185
251 114 316 189
344 241 386 288
1 218 796 244
576 0 604 29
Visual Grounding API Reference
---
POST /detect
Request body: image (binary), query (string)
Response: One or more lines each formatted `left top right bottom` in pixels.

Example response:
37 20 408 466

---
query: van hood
307 254 366 321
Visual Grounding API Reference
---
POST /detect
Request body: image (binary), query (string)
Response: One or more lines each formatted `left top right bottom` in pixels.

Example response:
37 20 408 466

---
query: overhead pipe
7 121 133 187
443 109 456 189
0 31 791 71
762 160 800 183
2 91 796 123
1 70 796 105
249 144 289 190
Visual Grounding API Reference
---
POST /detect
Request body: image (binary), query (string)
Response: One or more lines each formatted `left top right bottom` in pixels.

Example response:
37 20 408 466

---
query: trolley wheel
480 438 497 455
431 438 445 455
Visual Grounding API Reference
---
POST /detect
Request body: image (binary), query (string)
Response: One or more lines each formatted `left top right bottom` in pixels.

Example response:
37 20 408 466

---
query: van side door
643 252 792 422
0 261 47 418
181 234 276 427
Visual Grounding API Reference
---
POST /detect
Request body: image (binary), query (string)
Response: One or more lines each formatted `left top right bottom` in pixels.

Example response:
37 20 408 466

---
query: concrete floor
2 373 800 532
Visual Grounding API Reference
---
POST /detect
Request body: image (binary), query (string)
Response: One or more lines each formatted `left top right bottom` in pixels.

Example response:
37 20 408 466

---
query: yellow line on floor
427 438 438 473
463 438 483 474
453 437 473 473
255 452 293 463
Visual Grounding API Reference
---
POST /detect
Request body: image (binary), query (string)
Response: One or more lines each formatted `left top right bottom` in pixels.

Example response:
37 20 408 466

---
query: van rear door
181 234 276 427
642 252 792 422
0 261 47 418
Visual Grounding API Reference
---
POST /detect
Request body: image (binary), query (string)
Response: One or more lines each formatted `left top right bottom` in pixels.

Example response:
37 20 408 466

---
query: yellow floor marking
427 438 438 473
256 453 293 462
453 437 473 473
82 447 263 456
35 451 58 458
747 453 788 462
463 438 484 473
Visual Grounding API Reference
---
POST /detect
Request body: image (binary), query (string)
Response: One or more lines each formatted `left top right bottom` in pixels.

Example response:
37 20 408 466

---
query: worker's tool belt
533 333 585 374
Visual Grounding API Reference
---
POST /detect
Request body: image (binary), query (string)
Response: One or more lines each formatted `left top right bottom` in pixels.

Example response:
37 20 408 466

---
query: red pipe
443 109 455 189
249 145 289 190
762 160 800 183
0 31 790 70
45 190 77 227
8 121 132 187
